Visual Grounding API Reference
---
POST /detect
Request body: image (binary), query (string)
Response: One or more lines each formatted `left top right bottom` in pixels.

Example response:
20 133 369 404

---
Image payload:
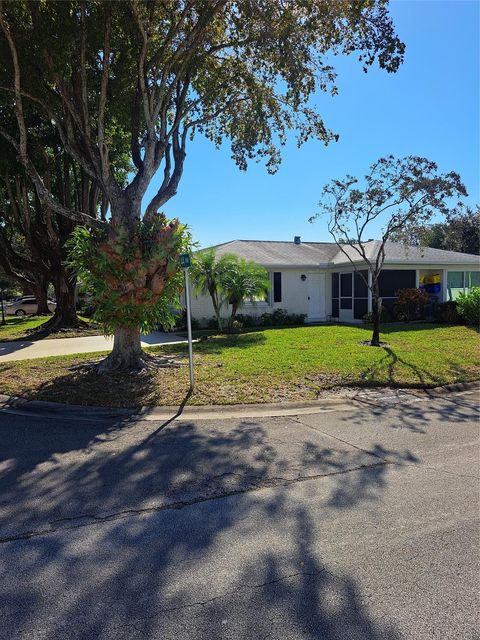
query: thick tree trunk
98 326 144 372
99 199 157 372
371 295 382 347
50 269 80 328
25 270 82 338
32 275 51 315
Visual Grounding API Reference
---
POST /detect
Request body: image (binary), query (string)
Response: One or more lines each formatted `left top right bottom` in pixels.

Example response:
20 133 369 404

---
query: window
340 273 352 297
340 273 353 310
331 273 339 298
354 299 368 319
467 271 480 288
247 294 269 303
447 271 464 289
273 272 282 303
331 273 339 318
378 270 416 297
354 271 368 298
447 271 480 300
354 271 368 319
244 274 271 305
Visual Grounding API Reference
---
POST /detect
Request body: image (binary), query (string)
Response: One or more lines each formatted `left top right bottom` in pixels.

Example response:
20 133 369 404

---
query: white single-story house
189 237 480 325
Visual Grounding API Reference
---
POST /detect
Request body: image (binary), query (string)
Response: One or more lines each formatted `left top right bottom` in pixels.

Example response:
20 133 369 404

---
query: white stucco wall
188 268 328 326
187 262 479 326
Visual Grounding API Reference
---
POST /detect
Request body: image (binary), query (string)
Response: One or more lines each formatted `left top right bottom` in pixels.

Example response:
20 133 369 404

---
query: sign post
0 282 6 326
180 253 194 391
0 293 5 326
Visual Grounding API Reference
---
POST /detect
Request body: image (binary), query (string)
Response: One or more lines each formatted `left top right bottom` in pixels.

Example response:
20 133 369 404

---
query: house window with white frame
447 271 480 301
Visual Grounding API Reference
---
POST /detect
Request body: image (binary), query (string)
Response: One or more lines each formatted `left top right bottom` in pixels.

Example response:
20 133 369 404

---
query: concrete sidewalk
0 331 187 362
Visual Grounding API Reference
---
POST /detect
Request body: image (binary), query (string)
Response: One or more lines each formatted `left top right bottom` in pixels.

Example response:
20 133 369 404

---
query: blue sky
146 0 479 248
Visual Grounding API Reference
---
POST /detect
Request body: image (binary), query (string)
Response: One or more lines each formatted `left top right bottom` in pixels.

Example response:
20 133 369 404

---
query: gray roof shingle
331 240 480 265
206 240 339 266
201 239 479 267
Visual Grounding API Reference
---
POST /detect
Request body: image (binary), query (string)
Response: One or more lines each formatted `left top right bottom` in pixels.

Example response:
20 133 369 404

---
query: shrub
394 288 429 321
227 319 243 334
261 309 286 326
207 316 220 330
236 313 258 327
363 306 392 324
287 313 307 325
261 308 306 326
434 301 461 324
456 287 480 326
173 308 200 331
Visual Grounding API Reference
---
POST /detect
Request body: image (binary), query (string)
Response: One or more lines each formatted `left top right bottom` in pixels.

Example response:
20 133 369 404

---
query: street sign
180 253 191 269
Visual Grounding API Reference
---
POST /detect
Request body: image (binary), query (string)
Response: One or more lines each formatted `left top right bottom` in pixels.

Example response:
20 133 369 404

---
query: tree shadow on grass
359 346 459 389
0 407 415 639
5 363 183 408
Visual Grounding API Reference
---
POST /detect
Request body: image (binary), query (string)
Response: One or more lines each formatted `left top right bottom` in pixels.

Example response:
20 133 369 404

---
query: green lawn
0 324 478 407
0 315 100 341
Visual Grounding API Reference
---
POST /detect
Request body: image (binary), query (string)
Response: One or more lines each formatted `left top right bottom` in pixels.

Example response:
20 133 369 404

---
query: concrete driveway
0 389 478 639
0 331 187 362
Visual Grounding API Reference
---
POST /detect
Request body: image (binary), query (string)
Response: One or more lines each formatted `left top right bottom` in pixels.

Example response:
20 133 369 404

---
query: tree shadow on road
344 389 480 434
0 399 461 639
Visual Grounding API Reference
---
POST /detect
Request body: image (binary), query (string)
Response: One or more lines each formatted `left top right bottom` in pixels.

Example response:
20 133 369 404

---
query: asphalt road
0 390 479 639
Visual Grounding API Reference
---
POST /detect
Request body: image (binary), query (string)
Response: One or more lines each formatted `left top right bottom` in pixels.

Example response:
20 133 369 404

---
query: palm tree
191 249 226 331
218 255 270 329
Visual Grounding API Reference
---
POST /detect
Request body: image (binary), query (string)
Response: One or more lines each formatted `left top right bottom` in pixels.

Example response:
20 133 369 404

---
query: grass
0 324 478 408
0 315 101 342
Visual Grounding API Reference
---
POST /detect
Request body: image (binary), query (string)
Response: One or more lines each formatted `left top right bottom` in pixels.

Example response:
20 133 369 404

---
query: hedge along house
189 238 480 325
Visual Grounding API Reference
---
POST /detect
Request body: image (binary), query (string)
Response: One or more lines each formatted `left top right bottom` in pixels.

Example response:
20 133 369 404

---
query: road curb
0 381 478 422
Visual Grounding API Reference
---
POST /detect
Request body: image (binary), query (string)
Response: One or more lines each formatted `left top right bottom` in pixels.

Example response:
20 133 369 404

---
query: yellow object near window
420 273 441 285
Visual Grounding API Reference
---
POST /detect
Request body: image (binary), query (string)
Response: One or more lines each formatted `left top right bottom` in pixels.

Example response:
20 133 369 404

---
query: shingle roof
201 239 479 267
331 241 480 265
205 239 339 266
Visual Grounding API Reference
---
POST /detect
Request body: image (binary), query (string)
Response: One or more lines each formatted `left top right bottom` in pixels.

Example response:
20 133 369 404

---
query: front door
307 272 325 321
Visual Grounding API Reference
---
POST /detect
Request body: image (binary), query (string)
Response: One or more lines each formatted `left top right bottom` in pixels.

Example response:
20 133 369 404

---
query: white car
5 297 57 317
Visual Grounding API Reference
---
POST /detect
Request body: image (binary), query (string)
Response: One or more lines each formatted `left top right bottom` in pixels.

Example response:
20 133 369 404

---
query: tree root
359 340 389 347
25 315 90 340
69 351 182 374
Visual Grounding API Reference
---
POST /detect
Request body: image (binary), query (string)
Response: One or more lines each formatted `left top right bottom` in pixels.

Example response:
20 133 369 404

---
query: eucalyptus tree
312 156 467 346
0 0 405 370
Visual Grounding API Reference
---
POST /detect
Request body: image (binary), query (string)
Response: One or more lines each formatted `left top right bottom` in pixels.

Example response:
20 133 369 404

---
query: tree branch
0 126 104 228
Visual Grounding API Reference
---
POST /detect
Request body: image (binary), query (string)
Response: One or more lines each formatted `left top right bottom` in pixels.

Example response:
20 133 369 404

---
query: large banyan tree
0 124 109 332
0 0 404 371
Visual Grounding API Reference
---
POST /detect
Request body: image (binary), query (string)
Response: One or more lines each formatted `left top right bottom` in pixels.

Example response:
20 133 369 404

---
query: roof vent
294 236 301 245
